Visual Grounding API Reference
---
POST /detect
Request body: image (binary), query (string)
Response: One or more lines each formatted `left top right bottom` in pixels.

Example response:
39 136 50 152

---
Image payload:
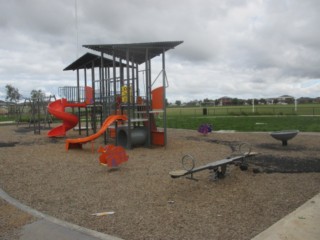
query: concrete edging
0 188 123 240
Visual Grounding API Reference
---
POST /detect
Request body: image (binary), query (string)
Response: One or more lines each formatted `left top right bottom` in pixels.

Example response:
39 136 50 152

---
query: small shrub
198 123 213 135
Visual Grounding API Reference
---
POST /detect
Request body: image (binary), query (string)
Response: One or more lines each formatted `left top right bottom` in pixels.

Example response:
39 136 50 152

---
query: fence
167 106 320 117
58 86 87 102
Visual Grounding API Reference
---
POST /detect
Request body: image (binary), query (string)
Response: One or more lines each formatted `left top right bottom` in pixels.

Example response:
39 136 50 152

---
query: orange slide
47 98 86 137
65 115 127 151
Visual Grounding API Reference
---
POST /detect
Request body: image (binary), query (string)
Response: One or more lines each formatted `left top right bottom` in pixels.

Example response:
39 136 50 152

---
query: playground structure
170 143 257 180
57 41 183 149
16 95 56 134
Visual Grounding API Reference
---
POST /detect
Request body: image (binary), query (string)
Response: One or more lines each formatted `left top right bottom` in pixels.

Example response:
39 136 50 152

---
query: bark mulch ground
0 125 319 240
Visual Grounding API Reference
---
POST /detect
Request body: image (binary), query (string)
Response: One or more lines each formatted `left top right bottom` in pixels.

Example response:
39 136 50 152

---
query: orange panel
85 86 93 104
109 128 116 138
152 131 165 146
151 87 164 109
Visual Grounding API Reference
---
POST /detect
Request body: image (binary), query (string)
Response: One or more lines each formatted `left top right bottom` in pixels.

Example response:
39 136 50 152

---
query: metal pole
107 67 111 115
136 63 139 98
91 61 96 133
99 66 102 104
131 57 135 109
76 68 81 134
100 52 107 143
104 66 108 114
84 68 88 136
112 52 118 146
252 99 255 113
126 48 131 149
113 51 117 114
37 98 40 134
100 52 105 117
162 48 167 147
145 49 151 147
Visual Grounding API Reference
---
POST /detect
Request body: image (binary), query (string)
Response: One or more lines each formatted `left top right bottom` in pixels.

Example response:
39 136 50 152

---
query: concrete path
0 121 15 125
19 219 119 240
252 192 320 240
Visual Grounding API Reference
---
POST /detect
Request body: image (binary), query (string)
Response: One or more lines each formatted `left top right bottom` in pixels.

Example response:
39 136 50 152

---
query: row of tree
173 97 320 107
173 98 265 107
4 84 45 103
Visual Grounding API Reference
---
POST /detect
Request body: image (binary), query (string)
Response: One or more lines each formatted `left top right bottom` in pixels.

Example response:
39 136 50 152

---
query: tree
202 98 214 106
231 98 240 105
30 89 45 100
249 99 259 105
175 100 182 106
284 97 294 104
185 100 199 107
259 98 267 104
5 84 22 103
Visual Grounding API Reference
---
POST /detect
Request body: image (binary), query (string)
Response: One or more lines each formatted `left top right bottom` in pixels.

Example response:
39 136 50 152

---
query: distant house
277 95 294 104
265 98 274 104
0 100 8 115
314 97 320 103
218 96 232 106
0 100 18 115
265 95 294 104
298 97 315 104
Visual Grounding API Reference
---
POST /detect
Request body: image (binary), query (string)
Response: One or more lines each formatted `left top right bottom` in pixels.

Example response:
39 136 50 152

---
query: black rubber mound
256 143 308 151
14 127 34 133
0 142 19 147
247 155 320 173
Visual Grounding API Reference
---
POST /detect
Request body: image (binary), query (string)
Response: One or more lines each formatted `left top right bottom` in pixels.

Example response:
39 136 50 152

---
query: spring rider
98 145 129 168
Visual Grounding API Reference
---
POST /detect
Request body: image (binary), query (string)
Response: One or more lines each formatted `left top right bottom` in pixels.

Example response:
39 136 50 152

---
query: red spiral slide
47 98 86 137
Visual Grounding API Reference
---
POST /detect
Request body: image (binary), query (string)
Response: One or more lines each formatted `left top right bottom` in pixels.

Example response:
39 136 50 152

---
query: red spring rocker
98 145 129 168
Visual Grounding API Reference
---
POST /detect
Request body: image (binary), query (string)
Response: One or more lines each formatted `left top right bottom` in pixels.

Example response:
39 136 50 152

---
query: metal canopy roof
83 41 183 64
63 52 123 71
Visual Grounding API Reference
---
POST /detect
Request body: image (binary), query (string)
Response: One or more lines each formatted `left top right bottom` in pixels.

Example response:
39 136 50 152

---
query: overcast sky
1 0 320 102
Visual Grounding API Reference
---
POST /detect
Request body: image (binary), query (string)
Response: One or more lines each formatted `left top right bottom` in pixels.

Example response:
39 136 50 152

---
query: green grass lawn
0 115 15 122
160 104 320 132
167 103 320 116
158 115 320 132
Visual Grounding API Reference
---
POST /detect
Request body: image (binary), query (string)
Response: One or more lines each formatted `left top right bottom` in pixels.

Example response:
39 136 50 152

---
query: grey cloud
0 0 320 101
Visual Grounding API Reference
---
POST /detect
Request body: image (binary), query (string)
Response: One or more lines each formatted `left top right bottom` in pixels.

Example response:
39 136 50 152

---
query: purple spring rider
198 123 213 135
